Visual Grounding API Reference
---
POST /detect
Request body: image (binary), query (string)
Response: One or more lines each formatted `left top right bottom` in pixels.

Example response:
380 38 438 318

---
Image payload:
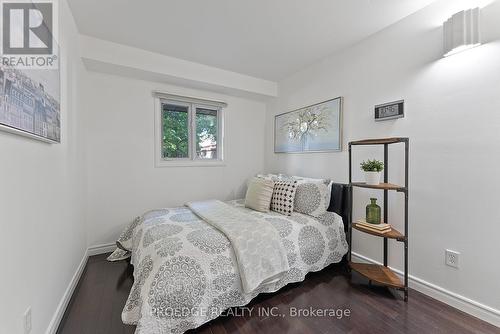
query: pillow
294 182 329 217
270 180 298 216
257 173 294 182
245 177 275 212
292 175 330 185
292 175 333 208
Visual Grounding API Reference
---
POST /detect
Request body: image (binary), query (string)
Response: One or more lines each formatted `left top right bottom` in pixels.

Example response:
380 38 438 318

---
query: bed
108 183 350 334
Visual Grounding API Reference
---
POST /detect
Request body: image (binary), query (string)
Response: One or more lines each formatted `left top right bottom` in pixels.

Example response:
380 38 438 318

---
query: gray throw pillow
294 182 329 217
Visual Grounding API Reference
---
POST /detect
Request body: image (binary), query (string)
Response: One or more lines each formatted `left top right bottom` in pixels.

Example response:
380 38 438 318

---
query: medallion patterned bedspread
109 199 348 334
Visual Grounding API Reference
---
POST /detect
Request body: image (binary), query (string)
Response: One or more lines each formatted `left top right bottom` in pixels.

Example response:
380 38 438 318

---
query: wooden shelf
353 223 405 241
351 182 405 191
348 137 409 301
349 137 408 146
349 262 404 289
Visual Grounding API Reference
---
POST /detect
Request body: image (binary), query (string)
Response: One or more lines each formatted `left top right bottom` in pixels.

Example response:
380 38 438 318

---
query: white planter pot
364 171 381 185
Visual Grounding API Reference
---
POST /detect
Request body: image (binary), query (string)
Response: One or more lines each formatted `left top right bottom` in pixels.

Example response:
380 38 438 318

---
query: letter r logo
2 2 53 54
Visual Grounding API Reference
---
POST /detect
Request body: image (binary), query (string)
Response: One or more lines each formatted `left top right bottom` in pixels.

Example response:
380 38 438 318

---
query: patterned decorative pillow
270 180 298 216
292 176 333 209
294 182 329 217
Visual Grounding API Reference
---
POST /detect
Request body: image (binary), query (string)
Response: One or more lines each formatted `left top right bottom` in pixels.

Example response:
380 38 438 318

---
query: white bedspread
186 200 289 293
108 200 348 334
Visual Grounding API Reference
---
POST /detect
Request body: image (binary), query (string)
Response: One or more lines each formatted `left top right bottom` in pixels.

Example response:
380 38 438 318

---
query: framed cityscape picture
0 66 60 143
275 97 343 153
0 0 60 143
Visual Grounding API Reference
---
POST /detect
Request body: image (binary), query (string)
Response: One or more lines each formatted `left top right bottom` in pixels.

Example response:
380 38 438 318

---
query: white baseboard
45 242 117 334
87 242 116 256
45 248 89 334
351 252 500 327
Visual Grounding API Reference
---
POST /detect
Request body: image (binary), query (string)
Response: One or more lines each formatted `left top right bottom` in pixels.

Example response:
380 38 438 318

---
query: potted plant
360 159 384 185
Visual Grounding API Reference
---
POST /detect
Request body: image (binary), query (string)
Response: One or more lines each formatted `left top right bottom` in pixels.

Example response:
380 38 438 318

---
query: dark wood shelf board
349 262 404 288
353 223 406 241
351 182 405 191
349 137 408 146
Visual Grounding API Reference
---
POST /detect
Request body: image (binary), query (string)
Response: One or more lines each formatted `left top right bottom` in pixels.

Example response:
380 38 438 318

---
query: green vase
366 198 381 224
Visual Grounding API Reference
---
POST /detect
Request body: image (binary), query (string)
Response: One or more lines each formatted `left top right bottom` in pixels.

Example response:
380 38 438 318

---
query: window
155 93 225 167
162 103 190 159
194 107 219 159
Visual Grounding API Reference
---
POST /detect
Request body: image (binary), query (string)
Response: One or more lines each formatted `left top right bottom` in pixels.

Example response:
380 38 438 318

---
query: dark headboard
327 183 350 233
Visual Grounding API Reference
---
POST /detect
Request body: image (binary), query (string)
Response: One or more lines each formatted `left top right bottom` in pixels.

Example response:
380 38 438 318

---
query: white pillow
256 173 294 182
292 175 330 185
294 182 329 217
245 177 275 212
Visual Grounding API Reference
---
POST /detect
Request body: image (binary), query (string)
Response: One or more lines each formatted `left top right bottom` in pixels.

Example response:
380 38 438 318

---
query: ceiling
68 0 436 81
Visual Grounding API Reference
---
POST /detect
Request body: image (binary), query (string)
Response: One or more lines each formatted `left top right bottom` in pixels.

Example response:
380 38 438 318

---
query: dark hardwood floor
57 254 499 334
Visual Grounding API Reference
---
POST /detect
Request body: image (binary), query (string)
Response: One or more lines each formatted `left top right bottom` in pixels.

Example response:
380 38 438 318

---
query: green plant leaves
360 159 384 172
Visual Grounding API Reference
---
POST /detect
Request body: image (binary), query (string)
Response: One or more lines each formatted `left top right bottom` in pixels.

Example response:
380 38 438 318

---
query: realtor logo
1 0 57 68
3 2 52 54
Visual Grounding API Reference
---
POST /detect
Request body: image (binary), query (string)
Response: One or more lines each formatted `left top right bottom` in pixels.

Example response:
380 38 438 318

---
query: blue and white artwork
275 97 342 153
0 65 60 143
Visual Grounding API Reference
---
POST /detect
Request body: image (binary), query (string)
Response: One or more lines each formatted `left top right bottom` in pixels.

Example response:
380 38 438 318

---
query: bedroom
1 0 499 333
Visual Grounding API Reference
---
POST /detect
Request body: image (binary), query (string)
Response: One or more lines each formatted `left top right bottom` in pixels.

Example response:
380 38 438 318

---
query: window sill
155 160 226 168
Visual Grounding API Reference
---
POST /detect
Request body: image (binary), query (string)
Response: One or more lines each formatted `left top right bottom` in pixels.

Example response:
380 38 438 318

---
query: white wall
0 1 88 333
79 35 278 99
265 0 500 322
84 72 267 246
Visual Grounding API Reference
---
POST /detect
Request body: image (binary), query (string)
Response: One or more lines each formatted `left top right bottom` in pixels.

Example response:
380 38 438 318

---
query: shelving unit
348 137 409 301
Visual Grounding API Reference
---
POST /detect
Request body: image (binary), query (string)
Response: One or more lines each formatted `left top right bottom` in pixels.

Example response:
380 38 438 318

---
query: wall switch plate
445 249 460 268
24 307 32 334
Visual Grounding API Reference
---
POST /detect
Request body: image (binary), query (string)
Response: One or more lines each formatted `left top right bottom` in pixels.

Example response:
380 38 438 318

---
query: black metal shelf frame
348 137 409 301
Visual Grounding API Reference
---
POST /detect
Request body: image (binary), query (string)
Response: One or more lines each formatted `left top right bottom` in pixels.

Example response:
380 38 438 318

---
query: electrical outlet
24 307 32 334
445 249 460 268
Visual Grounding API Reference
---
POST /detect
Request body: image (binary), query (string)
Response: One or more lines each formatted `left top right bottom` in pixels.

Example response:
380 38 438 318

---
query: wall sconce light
443 8 480 57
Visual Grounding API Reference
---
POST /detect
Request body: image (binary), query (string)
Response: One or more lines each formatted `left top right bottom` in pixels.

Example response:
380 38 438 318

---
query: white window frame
154 92 226 167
